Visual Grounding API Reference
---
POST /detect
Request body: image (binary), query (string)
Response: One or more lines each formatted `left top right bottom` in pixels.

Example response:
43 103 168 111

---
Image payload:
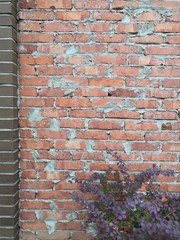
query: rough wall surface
18 0 180 239
0 0 19 239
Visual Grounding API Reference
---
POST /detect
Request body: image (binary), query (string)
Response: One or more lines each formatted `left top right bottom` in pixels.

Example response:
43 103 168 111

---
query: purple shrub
72 153 180 240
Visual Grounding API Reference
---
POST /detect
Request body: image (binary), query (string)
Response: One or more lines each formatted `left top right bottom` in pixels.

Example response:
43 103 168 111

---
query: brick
55 11 90 20
127 163 152 172
112 1 139 10
41 23 76 32
90 162 118 171
135 12 162 21
145 46 180 55
72 152 104 161
20 88 37 96
110 132 144 141
106 110 140 119
20 77 49 86
57 222 84 230
125 122 158 131
112 67 142 77
166 36 180 44
38 66 72 76
150 68 180 77
39 171 68 180
144 111 178 120
131 143 160 151
20 191 36 199
19 44 37 54
56 34 90 43
56 98 90 107
110 153 140 162
93 12 124 21
163 100 180 109
38 88 65 97
145 133 179 141
89 78 123 87
79 44 106 53
20 129 33 138
37 44 65 54
109 44 143 54
19 11 54 20
69 110 103 118
41 211 68 220
75 0 110 9
21 181 53 190
41 109 67 118
36 130 68 139
108 88 138 97
20 140 53 149
75 66 107 75
60 119 85 128
21 171 36 179
75 88 107 97
125 79 159 87
166 58 180 66
162 143 180 152
162 79 180 88
72 232 92 240
20 55 54 65
147 89 178 99
20 232 36 240
153 1 180 9
91 98 123 108
94 141 124 151
19 33 54 43
21 212 36 220
76 131 108 140
38 231 71 240
21 98 54 107
168 13 180 22
95 34 127 43
36 0 72 9
155 23 180 32
89 120 122 130
21 222 46 230
68 55 90 64
55 182 79 190
20 66 36 75
93 55 126 64
132 100 159 109
115 24 139 33
19 0 35 9
55 140 86 150
38 191 70 199
55 201 83 211
78 23 110 32
131 35 163 44
19 22 41 31
128 56 162 66
143 153 177 162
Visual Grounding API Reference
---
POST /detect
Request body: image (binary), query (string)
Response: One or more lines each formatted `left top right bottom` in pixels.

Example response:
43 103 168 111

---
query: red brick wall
18 0 180 239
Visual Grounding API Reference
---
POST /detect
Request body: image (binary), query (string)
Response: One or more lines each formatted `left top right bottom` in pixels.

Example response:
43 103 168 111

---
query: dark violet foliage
72 153 180 240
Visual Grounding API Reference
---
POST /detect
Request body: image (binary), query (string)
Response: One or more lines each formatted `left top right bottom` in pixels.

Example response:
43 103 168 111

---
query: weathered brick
18 1 180 238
